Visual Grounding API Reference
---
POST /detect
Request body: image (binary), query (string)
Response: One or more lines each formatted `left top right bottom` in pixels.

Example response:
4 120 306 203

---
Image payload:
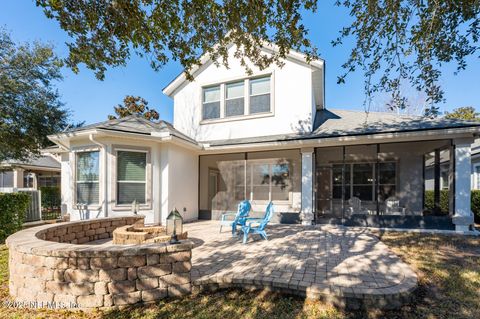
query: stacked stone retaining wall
6 216 193 309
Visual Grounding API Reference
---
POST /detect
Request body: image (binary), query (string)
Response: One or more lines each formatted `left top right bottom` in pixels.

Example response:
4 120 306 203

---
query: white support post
300 148 314 225
453 138 475 232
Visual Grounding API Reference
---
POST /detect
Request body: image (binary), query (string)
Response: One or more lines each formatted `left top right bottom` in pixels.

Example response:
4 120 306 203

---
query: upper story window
202 86 221 120
76 151 99 205
201 75 272 121
225 81 245 117
250 77 271 114
117 151 147 205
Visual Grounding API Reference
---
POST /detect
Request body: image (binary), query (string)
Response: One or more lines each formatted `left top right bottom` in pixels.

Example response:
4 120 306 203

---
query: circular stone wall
6 216 193 310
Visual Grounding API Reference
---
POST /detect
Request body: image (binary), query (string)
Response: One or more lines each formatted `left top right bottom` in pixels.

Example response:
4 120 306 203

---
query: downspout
89 134 108 217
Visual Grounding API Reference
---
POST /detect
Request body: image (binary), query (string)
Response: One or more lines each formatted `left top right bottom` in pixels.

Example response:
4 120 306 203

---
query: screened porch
198 149 302 223
314 140 455 229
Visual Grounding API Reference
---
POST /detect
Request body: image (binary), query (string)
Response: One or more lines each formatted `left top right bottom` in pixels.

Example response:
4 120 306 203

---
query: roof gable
162 43 324 97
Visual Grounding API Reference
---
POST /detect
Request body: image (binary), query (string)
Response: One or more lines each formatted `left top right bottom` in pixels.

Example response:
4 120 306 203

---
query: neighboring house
425 138 480 191
0 154 61 191
48 43 480 232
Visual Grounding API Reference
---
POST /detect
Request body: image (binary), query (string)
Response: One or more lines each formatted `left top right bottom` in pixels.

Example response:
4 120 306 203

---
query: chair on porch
385 197 406 215
219 200 251 235
346 197 369 216
241 202 274 244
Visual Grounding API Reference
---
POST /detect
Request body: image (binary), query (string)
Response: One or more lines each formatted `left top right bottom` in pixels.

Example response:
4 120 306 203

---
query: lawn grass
0 232 478 319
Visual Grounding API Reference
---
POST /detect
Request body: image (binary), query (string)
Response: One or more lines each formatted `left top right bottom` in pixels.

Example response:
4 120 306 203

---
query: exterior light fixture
166 208 183 244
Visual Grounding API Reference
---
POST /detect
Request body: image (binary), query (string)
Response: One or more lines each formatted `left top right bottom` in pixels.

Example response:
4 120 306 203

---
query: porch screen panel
352 163 374 201
378 162 396 201
117 151 146 204
247 150 300 207
76 151 99 205
345 145 377 214
271 163 291 200
315 147 344 218
250 163 270 201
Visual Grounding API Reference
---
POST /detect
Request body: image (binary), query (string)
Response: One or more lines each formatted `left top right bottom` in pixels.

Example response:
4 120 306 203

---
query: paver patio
185 221 417 309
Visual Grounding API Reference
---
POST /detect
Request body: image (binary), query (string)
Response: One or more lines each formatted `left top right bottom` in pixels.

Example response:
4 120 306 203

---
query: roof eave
49 128 202 151
200 126 480 154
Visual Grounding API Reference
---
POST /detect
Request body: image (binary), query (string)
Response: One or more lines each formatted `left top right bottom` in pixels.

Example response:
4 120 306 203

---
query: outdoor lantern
131 199 140 214
166 208 183 244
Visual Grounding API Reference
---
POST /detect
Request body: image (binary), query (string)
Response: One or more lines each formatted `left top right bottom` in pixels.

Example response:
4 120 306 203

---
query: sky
1 1 479 125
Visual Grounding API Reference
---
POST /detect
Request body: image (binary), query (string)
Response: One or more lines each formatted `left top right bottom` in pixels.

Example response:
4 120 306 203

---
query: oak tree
37 0 480 116
0 29 73 161
108 95 160 121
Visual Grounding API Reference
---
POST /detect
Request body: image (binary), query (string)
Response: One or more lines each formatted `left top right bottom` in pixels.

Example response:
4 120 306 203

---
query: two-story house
48 43 480 232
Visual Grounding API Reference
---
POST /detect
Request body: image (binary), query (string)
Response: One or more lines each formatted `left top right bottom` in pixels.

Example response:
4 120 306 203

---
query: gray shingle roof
312 109 480 136
64 115 198 144
204 109 480 147
2 155 61 170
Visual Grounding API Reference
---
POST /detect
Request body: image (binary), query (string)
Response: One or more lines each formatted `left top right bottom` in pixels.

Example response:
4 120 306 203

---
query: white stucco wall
171 45 321 142
160 144 199 224
60 135 199 225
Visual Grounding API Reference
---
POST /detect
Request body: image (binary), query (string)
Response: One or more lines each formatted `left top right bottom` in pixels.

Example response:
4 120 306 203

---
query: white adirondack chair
385 197 406 215
346 197 369 216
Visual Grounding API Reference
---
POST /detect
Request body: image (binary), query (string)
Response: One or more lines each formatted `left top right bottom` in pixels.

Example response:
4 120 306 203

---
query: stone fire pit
113 224 188 245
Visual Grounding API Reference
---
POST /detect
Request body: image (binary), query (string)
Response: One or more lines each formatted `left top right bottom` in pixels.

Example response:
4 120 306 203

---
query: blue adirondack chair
241 202 274 244
219 200 251 235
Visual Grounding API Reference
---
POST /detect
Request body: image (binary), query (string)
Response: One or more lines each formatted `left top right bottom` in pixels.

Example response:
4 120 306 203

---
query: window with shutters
116 150 147 205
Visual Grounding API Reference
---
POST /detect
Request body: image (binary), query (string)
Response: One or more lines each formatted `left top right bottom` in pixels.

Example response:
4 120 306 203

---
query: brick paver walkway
185 221 417 309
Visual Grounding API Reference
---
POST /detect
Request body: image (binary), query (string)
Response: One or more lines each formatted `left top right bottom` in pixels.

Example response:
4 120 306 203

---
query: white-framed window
249 76 271 114
23 172 35 188
76 151 100 205
331 162 397 202
38 173 61 187
0 170 14 188
234 159 291 202
225 81 245 117
116 150 147 205
202 85 221 120
201 74 272 121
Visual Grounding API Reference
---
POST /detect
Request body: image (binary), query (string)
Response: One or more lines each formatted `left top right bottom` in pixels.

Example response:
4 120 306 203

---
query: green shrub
0 192 30 242
424 190 449 215
425 190 480 222
471 190 480 223
39 186 61 220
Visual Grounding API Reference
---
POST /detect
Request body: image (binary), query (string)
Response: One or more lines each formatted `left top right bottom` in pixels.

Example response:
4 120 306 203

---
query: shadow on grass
99 289 345 319
374 231 480 319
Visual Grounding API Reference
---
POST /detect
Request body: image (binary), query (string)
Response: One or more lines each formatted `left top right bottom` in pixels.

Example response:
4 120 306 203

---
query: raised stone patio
186 221 417 309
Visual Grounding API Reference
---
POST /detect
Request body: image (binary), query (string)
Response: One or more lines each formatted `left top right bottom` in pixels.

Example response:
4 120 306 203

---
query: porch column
453 138 475 232
433 149 441 214
13 168 24 188
300 148 314 225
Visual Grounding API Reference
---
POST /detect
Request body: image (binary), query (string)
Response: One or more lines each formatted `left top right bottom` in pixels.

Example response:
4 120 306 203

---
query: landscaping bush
0 192 30 242
471 190 480 223
425 190 480 223
39 186 61 220
424 190 449 215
